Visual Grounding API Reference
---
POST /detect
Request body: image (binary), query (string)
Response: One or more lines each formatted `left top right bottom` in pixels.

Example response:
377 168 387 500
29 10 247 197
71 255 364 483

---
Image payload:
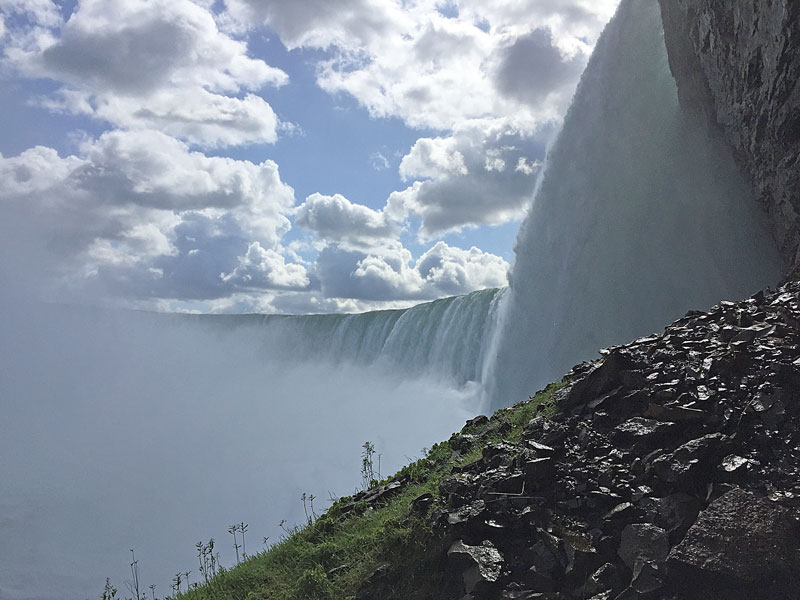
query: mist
0 300 479 599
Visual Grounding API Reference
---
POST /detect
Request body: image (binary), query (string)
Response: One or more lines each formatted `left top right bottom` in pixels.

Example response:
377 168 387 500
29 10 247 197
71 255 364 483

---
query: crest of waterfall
195 287 506 388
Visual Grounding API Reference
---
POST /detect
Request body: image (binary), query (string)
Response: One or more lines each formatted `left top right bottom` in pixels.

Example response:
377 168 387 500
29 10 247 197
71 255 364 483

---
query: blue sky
0 0 619 313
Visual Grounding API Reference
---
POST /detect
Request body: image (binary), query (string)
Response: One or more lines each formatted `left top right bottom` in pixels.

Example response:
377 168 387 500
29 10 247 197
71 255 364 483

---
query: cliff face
658 0 800 274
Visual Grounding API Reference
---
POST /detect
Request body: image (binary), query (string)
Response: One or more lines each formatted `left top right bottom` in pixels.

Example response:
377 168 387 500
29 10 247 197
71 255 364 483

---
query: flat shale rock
669 488 800 586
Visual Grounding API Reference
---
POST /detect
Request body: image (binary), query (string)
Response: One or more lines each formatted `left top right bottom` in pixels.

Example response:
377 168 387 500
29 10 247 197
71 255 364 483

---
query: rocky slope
180 284 800 600
400 279 800 600
658 0 800 273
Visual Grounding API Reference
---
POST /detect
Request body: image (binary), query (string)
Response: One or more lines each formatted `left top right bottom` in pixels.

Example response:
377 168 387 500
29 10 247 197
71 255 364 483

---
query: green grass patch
171 380 565 600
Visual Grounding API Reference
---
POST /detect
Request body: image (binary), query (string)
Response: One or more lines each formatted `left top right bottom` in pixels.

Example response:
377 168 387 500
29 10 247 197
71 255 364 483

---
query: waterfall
191 287 505 388
485 0 781 407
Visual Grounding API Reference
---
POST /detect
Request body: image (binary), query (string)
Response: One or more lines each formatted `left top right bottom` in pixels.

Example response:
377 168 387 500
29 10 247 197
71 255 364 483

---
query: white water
487 0 782 407
198 287 505 387
0 0 787 598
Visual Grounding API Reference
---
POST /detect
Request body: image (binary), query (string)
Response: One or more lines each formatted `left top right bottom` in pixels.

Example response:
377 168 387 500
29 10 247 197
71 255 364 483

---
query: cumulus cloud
0 130 303 304
4 0 288 147
493 28 587 107
218 0 617 238
224 0 618 131
223 0 406 49
387 121 549 237
399 136 468 180
295 193 395 244
221 242 310 290
315 240 508 302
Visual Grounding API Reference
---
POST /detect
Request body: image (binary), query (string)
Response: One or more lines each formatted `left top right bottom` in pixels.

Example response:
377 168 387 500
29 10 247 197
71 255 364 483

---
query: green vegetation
112 381 565 600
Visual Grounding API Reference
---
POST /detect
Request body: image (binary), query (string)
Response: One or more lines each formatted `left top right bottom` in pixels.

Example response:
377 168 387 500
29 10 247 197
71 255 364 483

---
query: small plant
361 441 378 489
239 522 248 559
196 538 220 585
101 578 118 600
171 572 181 597
301 493 318 525
128 549 142 600
228 524 241 564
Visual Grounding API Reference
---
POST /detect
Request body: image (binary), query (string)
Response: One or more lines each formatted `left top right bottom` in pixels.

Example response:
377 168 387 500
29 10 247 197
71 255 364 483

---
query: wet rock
447 500 486 527
610 418 676 449
465 415 489 430
618 524 669 570
629 559 665 595
580 563 622 598
668 488 800 585
649 434 726 484
448 540 504 595
560 351 642 410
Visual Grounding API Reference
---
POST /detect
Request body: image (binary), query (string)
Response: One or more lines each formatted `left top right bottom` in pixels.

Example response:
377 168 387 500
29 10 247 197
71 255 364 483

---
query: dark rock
649 433 726 484
580 563 622 598
637 493 699 542
523 458 555 485
643 402 704 423
610 418 675 449
447 500 486 527
560 351 642 409
411 493 434 514
668 488 800 585
618 524 669 570
630 560 665 595
603 502 635 522
465 415 489 430
354 563 393 600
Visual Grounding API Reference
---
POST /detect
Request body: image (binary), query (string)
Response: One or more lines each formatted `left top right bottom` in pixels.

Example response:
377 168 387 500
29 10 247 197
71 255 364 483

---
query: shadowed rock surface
659 0 800 273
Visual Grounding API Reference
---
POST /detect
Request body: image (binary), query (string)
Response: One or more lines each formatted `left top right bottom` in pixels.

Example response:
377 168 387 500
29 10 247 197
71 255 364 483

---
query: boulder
448 540 504 595
668 488 800 593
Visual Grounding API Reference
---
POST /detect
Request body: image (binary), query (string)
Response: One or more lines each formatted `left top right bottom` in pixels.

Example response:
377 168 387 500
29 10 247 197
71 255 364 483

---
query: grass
172 380 566 600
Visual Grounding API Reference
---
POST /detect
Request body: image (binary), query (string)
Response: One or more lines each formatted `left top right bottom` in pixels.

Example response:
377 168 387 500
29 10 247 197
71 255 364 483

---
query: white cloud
5 0 288 147
224 0 619 131
369 151 390 171
416 241 509 295
492 27 586 108
0 0 62 28
315 239 508 301
0 130 300 303
515 156 542 175
221 242 310 290
387 120 550 237
295 193 395 244
484 148 506 172
399 136 468 180
223 0 408 50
